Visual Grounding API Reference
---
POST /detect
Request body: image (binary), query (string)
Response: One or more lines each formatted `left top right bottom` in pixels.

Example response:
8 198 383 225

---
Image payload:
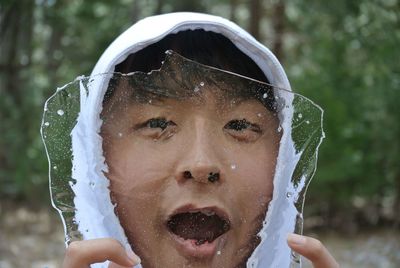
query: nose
182 170 221 183
176 124 222 184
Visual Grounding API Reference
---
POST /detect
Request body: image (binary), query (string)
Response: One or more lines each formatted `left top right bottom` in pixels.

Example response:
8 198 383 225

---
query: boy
51 13 337 268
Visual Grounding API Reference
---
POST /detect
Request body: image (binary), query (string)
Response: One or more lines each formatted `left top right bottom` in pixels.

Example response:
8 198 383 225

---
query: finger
109 247 141 268
287 233 339 268
62 238 141 268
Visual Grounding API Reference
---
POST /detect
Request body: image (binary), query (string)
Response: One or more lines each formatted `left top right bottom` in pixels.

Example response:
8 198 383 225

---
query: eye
224 119 262 142
135 117 177 140
146 118 172 131
225 119 249 131
224 119 261 132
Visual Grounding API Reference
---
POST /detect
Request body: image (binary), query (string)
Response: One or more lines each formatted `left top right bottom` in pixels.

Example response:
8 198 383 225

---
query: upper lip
166 204 231 224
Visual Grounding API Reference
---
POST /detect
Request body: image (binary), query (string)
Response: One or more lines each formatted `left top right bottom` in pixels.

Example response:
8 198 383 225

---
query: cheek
104 140 179 224
229 147 276 215
106 140 174 190
105 142 175 236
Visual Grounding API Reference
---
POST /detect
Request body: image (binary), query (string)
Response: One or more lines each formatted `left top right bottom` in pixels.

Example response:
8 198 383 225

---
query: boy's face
101 80 280 267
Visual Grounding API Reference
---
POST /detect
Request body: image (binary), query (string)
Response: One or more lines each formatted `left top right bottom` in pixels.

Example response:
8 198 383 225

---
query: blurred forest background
0 0 399 267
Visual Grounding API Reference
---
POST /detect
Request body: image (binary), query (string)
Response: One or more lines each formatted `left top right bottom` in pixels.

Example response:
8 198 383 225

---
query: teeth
189 210 200 214
187 208 216 216
202 209 215 216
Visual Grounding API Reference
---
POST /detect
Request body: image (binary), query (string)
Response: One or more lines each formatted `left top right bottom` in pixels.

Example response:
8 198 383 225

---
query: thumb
287 233 339 268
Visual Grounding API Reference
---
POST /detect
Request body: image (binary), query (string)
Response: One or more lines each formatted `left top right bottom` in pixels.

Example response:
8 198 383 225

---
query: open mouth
166 207 231 246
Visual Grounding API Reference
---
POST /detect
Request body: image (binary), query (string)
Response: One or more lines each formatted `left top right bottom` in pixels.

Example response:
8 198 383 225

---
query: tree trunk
2 2 21 104
155 0 164 14
44 1 65 88
131 0 140 23
249 0 262 40
229 0 238 22
171 1 205 13
272 0 285 60
0 0 34 185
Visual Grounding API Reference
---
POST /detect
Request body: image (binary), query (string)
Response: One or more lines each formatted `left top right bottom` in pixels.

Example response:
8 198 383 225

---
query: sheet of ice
41 51 324 268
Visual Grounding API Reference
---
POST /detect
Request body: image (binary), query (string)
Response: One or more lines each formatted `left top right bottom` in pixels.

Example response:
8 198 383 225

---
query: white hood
66 12 318 268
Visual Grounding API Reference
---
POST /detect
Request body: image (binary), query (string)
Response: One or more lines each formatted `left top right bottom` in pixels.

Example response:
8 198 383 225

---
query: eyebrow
129 90 275 120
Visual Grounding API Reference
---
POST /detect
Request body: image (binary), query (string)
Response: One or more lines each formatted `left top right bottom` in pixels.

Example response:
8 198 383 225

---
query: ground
0 203 399 268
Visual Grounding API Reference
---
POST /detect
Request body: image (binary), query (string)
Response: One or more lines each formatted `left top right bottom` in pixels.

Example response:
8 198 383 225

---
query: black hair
103 29 277 113
114 29 269 83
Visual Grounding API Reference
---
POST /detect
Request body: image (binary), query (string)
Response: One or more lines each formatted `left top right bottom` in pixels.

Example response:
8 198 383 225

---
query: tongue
168 212 227 242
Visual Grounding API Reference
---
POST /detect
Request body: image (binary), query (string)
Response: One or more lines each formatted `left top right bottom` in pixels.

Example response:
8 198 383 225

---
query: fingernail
126 247 141 265
287 233 306 245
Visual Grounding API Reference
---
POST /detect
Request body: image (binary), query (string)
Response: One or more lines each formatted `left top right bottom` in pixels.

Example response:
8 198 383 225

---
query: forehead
102 51 277 115
103 78 273 116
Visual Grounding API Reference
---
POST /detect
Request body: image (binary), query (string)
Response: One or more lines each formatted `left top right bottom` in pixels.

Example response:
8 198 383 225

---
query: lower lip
169 232 227 259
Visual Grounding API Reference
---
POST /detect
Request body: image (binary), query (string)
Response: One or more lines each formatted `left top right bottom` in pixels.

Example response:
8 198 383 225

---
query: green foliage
285 0 400 221
1 0 399 224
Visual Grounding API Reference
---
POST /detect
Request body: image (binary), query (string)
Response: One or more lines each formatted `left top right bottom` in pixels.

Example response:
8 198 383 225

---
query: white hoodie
45 12 323 268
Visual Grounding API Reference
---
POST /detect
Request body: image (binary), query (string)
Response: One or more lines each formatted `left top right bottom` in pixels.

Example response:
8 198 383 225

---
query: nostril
183 171 193 179
208 172 220 183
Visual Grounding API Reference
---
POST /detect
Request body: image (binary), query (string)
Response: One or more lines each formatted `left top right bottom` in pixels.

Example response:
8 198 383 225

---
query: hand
62 238 141 268
287 233 339 268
